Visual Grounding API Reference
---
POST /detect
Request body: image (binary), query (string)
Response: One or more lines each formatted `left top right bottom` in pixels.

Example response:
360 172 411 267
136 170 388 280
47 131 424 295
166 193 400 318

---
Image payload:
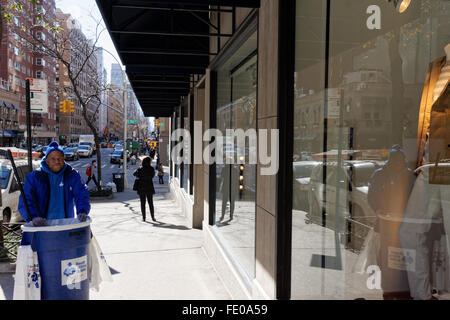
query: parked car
64 147 79 161
34 145 43 153
1 158 40 223
307 160 380 229
77 145 92 158
40 146 49 158
110 150 130 164
114 144 124 152
292 161 320 210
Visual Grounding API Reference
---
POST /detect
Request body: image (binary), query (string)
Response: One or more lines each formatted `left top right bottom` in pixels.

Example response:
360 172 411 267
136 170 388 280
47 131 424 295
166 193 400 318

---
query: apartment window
36 58 46 67
36 31 46 41
9 59 13 68
14 61 20 71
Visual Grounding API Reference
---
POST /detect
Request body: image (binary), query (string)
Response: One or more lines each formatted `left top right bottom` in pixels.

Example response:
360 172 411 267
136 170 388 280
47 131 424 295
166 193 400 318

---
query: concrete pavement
0 164 231 300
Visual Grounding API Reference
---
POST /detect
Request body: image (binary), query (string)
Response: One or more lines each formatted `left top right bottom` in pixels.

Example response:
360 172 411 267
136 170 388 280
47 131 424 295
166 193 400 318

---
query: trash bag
88 235 113 292
106 182 117 193
13 245 41 300
353 228 380 274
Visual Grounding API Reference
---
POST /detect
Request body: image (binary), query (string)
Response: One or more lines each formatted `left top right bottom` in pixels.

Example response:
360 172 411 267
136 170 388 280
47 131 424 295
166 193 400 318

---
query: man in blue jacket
18 142 90 226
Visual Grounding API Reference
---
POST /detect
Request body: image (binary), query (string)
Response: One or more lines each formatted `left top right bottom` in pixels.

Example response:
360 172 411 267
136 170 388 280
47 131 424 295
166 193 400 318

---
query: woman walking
133 157 156 222
157 163 164 184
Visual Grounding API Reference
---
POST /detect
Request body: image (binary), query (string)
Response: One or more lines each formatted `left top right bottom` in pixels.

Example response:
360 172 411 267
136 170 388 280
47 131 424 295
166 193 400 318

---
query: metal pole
122 70 128 189
25 80 32 171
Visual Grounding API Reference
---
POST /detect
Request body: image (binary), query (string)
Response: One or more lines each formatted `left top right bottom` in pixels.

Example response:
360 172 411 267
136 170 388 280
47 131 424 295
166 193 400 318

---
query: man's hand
78 213 88 222
32 217 47 226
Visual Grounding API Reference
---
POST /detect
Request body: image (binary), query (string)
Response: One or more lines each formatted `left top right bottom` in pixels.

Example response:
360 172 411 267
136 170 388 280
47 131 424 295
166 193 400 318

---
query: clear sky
55 0 124 83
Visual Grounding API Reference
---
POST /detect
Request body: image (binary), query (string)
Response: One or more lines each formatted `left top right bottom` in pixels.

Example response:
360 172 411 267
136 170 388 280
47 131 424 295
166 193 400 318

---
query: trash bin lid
21 217 91 232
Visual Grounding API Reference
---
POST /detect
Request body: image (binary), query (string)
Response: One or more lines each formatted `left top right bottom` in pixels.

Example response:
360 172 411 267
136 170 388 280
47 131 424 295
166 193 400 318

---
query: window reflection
292 0 450 300
215 33 257 278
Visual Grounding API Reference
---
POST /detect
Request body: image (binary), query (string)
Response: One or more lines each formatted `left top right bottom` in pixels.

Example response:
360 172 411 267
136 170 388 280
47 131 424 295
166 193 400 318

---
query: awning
3 102 12 109
96 0 260 117
11 103 20 110
0 130 17 138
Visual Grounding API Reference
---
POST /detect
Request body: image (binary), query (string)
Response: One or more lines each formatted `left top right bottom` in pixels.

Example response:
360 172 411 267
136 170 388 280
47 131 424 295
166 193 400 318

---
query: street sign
128 120 137 124
28 78 48 113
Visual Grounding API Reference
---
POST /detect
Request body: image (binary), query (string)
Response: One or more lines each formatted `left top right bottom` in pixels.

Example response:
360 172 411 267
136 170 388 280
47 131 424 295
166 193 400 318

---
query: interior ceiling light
390 0 411 13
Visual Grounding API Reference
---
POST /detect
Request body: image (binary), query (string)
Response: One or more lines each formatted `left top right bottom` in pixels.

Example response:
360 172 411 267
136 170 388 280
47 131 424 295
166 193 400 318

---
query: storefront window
293 0 450 300
215 31 258 278
182 102 189 192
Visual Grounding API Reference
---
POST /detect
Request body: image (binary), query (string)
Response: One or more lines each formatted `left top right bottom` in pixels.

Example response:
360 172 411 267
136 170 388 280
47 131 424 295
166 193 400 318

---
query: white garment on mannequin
433 43 450 102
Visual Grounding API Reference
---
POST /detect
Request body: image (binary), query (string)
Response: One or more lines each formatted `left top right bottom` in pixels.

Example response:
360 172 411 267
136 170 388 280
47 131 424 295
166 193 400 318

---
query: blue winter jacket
18 163 90 222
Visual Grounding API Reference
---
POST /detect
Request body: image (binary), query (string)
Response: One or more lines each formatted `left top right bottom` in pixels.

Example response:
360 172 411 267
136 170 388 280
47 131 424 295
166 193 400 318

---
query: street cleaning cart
6 150 112 300
17 218 92 300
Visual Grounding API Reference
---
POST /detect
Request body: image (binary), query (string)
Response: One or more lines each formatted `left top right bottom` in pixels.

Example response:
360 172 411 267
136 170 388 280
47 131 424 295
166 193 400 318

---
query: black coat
133 166 155 195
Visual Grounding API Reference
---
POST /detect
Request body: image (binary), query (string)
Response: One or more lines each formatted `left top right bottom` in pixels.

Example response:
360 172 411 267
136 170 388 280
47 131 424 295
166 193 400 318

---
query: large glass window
182 102 189 192
293 0 450 300
215 31 258 278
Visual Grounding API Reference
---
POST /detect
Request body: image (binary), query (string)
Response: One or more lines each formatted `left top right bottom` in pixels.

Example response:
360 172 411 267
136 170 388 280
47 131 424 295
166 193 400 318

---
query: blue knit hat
45 141 64 158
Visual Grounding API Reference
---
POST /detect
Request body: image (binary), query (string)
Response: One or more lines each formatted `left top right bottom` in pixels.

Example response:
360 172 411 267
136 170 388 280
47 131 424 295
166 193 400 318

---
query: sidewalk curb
0 262 15 274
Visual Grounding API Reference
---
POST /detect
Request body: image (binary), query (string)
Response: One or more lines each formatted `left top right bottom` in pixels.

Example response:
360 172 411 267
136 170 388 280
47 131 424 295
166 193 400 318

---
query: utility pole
25 79 32 171
122 72 128 189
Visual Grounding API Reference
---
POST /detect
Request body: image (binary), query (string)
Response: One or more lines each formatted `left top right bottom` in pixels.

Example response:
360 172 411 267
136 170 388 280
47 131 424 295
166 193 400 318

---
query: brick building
0 0 58 145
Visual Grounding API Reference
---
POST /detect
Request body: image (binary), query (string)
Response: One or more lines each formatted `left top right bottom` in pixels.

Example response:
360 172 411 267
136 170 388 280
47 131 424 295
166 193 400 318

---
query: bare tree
13 10 110 190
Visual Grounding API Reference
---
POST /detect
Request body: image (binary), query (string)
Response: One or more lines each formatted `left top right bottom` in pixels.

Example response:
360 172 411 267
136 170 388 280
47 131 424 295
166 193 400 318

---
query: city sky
55 0 154 128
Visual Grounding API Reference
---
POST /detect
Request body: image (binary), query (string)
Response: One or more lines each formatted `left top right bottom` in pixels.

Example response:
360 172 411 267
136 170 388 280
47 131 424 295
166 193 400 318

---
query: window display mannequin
401 43 450 300
416 43 450 169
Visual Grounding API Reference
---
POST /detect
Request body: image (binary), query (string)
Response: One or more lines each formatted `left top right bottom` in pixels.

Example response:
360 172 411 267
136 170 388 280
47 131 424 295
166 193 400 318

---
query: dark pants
139 192 155 221
86 175 99 188
221 190 235 220
158 175 164 184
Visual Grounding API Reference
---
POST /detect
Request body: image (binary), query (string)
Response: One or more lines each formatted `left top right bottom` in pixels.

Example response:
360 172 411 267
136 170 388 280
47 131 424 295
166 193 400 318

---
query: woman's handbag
133 178 140 191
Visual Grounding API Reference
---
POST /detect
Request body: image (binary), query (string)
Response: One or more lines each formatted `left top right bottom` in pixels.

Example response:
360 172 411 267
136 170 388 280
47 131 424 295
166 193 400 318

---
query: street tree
11 10 109 189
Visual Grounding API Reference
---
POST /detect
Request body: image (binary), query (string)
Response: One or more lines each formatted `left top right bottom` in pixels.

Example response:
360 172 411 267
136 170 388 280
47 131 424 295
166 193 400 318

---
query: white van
79 135 96 155
0 159 40 223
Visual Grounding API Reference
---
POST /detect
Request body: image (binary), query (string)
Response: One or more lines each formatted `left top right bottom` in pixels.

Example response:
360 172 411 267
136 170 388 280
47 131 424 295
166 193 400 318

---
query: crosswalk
70 162 121 170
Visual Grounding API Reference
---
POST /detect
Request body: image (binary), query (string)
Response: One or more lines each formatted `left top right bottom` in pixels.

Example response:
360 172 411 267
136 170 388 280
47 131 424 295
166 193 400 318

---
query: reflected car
292 161 320 210
307 160 380 229
64 148 79 161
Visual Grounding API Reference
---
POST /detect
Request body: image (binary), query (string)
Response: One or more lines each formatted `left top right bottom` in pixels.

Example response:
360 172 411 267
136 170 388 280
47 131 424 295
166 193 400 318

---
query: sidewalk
88 170 231 300
0 167 231 300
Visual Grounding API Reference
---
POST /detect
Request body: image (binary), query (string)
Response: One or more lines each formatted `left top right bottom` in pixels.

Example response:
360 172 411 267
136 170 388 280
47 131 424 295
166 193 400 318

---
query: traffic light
67 100 75 113
59 100 67 113
156 119 159 127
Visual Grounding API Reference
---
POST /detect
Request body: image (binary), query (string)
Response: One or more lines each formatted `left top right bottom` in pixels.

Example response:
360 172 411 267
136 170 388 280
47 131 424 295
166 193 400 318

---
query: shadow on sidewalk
0 273 14 300
145 221 190 231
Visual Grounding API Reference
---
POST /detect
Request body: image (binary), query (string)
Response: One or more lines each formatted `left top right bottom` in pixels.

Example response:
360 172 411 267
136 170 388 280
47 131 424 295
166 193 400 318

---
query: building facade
100 0 450 300
56 9 99 143
0 0 58 145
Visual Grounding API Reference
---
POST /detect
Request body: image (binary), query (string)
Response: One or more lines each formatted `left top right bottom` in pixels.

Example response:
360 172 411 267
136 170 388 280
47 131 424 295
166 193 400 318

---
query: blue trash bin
20 218 91 300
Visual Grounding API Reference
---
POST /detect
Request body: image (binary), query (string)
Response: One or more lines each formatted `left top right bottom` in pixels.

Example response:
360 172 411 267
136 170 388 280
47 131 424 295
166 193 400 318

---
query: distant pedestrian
86 160 100 190
157 163 164 184
133 157 156 222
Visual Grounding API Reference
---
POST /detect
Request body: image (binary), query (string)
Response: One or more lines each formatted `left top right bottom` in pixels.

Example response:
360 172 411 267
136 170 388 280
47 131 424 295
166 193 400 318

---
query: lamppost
101 48 129 189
